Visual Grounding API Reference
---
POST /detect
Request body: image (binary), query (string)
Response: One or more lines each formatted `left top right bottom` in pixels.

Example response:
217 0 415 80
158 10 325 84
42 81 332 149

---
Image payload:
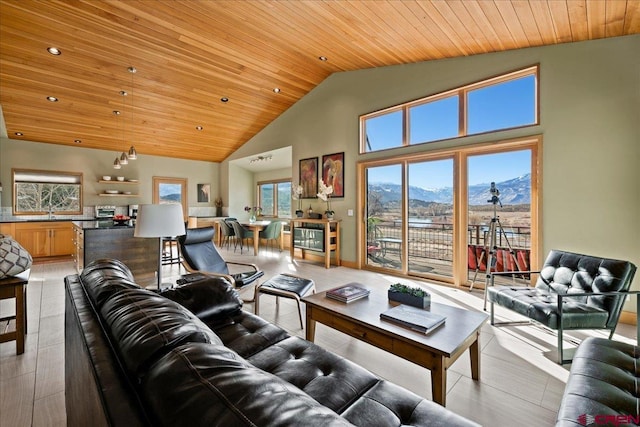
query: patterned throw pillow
0 234 33 279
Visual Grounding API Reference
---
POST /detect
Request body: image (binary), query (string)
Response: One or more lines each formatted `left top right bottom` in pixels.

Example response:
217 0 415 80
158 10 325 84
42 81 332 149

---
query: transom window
258 180 291 218
361 65 538 153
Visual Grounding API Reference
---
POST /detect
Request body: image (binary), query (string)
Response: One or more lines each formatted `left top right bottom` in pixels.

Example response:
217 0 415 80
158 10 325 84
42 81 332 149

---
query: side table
0 269 30 354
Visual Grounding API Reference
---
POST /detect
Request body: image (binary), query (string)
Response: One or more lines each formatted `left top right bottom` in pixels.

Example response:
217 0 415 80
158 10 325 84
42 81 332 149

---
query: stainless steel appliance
128 204 139 218
95 205 116 218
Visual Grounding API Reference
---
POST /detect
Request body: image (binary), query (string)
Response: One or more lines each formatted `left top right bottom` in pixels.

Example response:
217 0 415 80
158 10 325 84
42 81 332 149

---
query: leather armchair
177 227 264 301
488 249 637 363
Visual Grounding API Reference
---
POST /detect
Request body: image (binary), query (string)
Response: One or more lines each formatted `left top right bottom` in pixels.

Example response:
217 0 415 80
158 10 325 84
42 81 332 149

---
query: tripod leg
483 219 498 311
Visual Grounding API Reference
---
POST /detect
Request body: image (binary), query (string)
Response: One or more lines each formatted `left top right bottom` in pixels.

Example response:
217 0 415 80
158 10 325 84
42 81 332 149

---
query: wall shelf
98 180 138 185
98 193 139 197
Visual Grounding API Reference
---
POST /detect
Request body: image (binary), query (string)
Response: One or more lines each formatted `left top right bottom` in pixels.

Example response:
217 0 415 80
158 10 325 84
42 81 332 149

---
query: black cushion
80 259 141 308
556 337 640 426
100 288 222 379
178 227 230 275
142 343 354 427
161 277 243 322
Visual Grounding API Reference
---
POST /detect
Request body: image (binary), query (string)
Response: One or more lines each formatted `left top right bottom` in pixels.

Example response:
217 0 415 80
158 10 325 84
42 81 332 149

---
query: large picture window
360 136 540 288
258 179 291 218
361 66 538 152
13 168 83 215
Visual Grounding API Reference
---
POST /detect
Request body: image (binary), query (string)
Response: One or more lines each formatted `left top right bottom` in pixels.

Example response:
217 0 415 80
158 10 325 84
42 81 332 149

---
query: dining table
239 220 283 255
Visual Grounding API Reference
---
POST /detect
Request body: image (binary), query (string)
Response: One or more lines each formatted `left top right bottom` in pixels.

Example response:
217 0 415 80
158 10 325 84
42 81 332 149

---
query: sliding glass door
366 164 403 272
360 137 539 287
407 159 454 277
364 158 454 280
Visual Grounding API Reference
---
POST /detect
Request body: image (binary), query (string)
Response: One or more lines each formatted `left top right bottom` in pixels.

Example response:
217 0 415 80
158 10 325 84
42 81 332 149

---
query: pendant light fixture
127 66 138 160
113 109 122 169
119 89 129 165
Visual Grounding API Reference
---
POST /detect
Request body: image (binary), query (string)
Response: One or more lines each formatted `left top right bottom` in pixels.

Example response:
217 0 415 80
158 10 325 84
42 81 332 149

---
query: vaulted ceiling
1 0 638 163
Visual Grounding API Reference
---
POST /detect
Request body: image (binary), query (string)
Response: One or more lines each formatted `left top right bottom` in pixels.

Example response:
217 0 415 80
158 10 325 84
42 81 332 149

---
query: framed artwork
299 157 318 198
322 152 344 197
197 183 211 203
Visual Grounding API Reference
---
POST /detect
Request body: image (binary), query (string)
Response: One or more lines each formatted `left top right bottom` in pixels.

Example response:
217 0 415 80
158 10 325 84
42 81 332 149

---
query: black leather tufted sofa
556 337 640 426
65 259 477 427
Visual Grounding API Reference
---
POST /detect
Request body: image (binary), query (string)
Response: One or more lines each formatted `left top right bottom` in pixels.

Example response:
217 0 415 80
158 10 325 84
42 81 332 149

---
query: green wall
225 35 640 274
0 138 219 213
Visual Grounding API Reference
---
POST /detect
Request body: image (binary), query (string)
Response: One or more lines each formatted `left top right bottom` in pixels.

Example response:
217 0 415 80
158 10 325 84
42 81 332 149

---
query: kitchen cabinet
72 222 157 286
14 221 74 257
0 223 15 237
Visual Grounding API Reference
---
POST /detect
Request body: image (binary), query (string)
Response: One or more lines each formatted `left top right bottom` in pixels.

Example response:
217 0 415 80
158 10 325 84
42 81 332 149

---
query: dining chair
218 219 235 249
260 221 282 252
230 221 254 254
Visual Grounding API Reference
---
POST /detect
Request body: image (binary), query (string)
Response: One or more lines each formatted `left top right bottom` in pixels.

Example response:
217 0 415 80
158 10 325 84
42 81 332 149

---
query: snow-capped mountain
368 174 530 205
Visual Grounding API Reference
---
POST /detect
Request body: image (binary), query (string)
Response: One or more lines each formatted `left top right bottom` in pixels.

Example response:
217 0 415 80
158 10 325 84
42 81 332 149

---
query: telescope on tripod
469 182 521 310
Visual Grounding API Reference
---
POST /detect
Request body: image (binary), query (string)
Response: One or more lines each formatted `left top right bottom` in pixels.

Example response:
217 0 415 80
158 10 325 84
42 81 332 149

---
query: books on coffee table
380 304 446 334
326 283 370 303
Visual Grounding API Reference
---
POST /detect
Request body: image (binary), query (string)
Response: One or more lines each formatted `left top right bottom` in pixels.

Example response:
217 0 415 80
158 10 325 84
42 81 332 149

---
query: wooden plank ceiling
1 0 638 163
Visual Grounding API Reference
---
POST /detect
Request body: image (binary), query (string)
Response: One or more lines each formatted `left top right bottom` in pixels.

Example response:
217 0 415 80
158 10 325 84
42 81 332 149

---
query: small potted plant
292 183 304 217
388 283 431 309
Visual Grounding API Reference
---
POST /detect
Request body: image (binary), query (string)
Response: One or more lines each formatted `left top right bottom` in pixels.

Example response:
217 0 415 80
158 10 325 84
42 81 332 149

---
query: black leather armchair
177 227 264 301
488 249 637 364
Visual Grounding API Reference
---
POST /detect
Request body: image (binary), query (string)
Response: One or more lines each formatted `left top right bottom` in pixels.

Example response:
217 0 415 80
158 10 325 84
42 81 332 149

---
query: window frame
257 178 292 218
360 65 539 153
152 176 188 219
12 168 83 216
357 135 541 287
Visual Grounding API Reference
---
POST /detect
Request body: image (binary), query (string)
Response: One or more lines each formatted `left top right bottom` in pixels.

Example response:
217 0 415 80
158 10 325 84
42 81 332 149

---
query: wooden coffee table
303 285 488 406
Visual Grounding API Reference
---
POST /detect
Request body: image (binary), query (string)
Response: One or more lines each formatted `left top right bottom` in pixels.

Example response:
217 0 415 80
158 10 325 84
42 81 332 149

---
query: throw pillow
0 234 33 279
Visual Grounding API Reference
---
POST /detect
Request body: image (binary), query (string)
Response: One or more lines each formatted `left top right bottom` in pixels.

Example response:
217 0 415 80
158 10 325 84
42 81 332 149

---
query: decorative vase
249 214 256 223
215 207 222 217
388 290 431 309
325 211 334 219
295 210 304 218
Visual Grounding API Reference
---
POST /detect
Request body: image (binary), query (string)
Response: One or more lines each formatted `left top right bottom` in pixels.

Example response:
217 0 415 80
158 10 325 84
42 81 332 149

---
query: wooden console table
0 269 30 355
289 218 340 269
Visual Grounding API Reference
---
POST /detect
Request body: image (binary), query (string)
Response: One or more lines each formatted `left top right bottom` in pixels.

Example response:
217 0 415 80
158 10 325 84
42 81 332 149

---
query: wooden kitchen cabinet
13 222 74 258
0 223 15 237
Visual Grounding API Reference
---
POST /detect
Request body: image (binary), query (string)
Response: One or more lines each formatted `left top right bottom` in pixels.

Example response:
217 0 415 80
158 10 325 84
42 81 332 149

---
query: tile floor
0 247 636 426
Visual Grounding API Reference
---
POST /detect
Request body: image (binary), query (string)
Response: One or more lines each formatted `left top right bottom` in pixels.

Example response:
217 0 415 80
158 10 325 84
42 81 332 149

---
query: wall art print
299 157 318 199
321 152 344 197
197 183 211 203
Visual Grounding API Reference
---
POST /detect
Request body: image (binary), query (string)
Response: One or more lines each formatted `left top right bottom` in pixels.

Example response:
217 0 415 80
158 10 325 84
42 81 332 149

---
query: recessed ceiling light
319 56 328 61
196 126 203 131
46 96 58 102
113 110 121 115
15 132 23 136
47 47 61 55
74 139 82 144
220 97 229 103
273 88 281 93
119 90 128 96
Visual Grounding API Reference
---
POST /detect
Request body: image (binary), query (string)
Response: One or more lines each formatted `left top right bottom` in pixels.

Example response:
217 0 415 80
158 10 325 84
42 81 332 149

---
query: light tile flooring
0 248 636 426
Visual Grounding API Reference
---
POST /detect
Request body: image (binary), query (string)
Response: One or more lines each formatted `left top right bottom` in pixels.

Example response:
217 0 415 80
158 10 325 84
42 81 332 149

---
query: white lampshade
134 204 185 238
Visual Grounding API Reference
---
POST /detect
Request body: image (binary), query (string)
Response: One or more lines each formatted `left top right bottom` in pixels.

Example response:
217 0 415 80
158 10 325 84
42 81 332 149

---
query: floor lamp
134 204 185 290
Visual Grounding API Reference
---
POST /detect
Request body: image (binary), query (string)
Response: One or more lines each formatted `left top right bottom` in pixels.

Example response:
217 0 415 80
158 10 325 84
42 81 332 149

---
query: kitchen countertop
72 220 135 230
0 217 96 223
